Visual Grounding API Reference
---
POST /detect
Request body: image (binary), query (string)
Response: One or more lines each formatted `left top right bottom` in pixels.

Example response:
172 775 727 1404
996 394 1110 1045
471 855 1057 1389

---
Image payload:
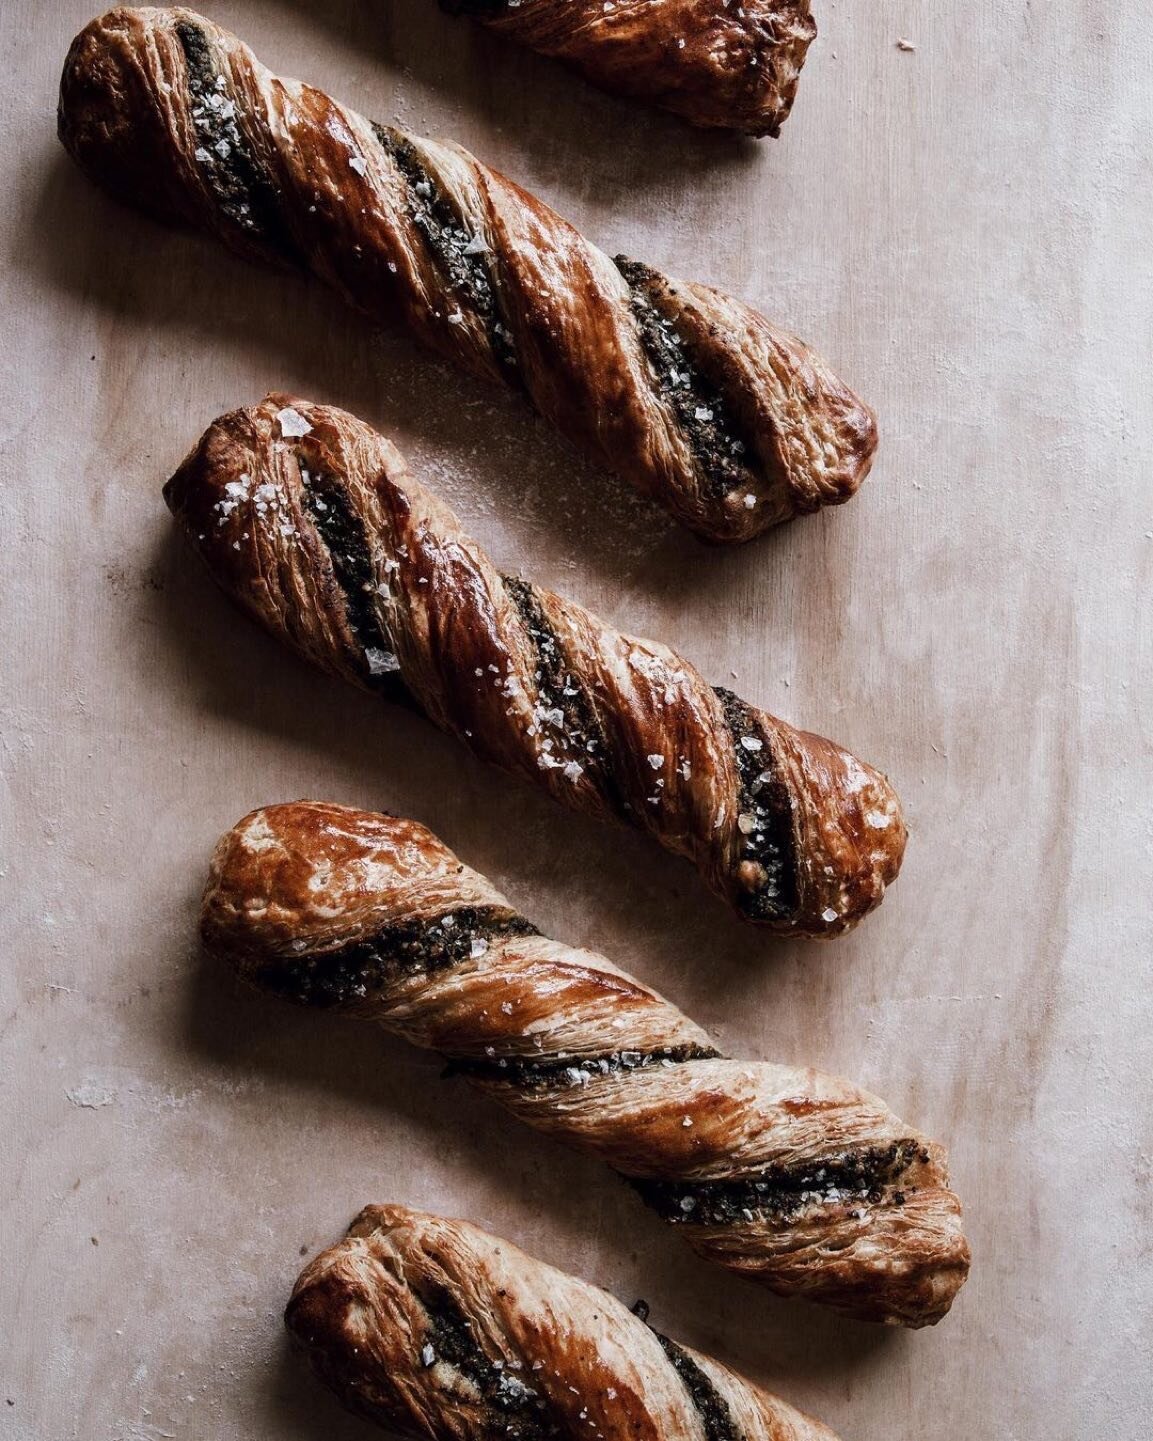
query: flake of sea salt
364 648 400 675
821 907 839 923
743 493 757 508
646 754 663 770
349 155 367 175
276 407 312 438
739 736 763 752
470 938 489 959
463 233 489 256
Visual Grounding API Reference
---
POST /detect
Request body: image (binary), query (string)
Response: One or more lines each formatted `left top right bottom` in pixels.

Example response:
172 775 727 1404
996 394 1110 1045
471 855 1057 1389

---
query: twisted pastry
289 1205 840 1439
58 6 876 545
207 801 970 1326
439 0 817 137
167 395 906 937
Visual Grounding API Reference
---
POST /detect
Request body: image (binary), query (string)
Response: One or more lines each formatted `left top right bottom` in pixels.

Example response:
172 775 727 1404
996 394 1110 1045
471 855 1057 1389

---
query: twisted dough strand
290 1204 839 1439
58 6 876 544
438 0 817 136
167 394 905 936
208 801 969 1326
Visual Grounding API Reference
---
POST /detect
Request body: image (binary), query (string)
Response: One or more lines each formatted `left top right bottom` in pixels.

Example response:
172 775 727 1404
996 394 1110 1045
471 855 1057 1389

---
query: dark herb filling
447 1042 721 1089
298 467 404 696
632 1140 929 1226
251 906 538 1008
615 257 756 500
713 687 797 922
372 124 517 373
502 577 623 809
418 1285 560 1440
176 21 296 257
654 1334 743 1441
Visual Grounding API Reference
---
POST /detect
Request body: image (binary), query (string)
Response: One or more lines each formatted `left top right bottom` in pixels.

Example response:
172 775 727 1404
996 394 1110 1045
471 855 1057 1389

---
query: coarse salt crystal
646 753 663 770
739 736 763 752
463 233 489 255
364 648 400 675
276 407 311 438
821 907 839 923
470 938 489 959
743 493 757 508
349 155 367 175
693 406 713 421
682 1116 693 1128
421 1344 436 1367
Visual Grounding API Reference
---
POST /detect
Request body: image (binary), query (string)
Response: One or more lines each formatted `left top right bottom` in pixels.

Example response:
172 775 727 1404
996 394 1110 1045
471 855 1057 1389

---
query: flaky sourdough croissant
168 395 905 937
207 801 969 1326
439 0 816 137
288 1205 840 1439
58 7 875 545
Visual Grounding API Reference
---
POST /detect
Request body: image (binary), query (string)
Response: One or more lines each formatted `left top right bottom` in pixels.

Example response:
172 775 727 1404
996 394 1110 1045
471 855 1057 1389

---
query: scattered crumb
66 1083 115 1110
896 37 916 51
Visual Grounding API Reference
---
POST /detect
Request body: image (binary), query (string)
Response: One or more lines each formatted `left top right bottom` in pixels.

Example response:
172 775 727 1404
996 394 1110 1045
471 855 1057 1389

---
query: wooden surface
2 3 1150 1438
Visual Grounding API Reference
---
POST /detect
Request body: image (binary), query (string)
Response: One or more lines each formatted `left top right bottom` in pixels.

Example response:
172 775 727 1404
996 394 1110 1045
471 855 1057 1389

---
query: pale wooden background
1 2 1150 1438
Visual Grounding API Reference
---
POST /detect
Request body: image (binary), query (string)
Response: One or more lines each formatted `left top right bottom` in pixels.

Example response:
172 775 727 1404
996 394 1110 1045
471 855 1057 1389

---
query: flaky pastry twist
438 0 817 137
168 395 905 937
208 801 969 1325
289 1204 839 1438
59 6 875 544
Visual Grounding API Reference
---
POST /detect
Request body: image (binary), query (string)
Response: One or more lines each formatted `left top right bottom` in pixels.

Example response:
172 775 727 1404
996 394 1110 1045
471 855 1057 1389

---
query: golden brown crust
58 7 876 544
168 394 906 937
207 801 969 1325
440 0 817 137
288 1205 840 1438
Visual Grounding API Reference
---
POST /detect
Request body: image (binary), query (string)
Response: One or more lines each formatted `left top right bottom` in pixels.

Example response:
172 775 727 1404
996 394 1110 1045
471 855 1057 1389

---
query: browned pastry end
207 801 969 1325
168 395 906 938
439 0 817 137
58 6 876 545
289 1205 840 1438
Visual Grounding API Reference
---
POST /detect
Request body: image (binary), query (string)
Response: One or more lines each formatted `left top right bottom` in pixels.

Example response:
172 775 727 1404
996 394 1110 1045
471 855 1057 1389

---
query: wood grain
0 2 1150 1438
